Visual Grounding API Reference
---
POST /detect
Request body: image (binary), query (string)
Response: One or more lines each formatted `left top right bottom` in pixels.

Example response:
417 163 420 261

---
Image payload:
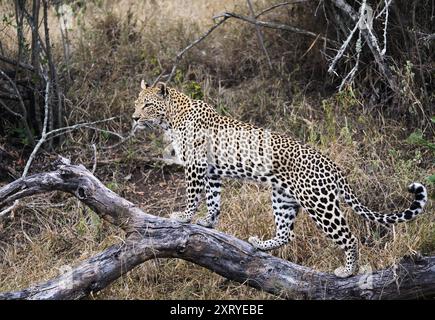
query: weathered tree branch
1 158 434 300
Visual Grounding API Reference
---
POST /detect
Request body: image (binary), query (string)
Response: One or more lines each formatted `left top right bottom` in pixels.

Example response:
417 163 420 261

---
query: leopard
132 81 428 278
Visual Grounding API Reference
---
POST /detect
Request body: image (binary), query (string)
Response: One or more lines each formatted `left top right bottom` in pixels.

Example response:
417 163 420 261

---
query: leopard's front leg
197 170 222 228
170 160 207 223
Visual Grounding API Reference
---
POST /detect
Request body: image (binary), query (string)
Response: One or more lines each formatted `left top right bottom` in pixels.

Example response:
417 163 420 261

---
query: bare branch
0 54 34 72
83 126 125 140
0 69 35 145
22 76 50 177
151 70 165 87
423 33 435 42
0 92 20 101
55 2 72 83
0 99 23 118
246 0 273 70
43 0 63 145
213 12 337 45
101 124 140 150
167 16 231 83
330 0 398 91
327 19 360 75
45 117 118 138
166 8 336 83
255 0 309 18
14 0 25 78
0 200 19 218
91 143 97 174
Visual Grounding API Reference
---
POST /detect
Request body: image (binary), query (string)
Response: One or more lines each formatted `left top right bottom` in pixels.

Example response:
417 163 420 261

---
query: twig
0 60 50 220
22 76 50 177
379 0 393 56
338 30 362 91
0 200 19 218
83 126 125 140
55 2 72 83
375 0 393 19
247 0 273 70
330 3 350 39
44 117 118 139
0 69 35 145
43 0 63 146
2 115 117 220
0 92 20 101
300 33 321 59
25 201 66 209
255 0 309 18
327 20 360 75
101 124 139 150
329 0 366 90
167 16 231 83
422 33 435 42
0 99 23 118
14 0 25 78
29 0 42 134
0 54 34 72
151 71 165 87
214 12 336 45
20 93 117 178
91 143 97 174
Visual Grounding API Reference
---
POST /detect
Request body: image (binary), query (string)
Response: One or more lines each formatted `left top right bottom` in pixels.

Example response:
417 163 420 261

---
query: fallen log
0 157 434 300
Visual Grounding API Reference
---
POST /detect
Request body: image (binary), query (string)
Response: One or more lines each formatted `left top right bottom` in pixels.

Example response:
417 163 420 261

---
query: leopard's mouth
132 119 147 130
133 119 157 130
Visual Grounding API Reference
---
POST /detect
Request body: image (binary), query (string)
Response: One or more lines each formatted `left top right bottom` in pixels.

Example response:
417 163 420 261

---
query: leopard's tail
338 177 428 225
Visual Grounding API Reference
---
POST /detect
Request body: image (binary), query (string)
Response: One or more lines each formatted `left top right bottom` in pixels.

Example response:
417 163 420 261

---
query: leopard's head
132 81 170 129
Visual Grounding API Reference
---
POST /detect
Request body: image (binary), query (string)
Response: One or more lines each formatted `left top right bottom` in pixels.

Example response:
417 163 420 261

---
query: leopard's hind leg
249 186 300 251
302 191 359 278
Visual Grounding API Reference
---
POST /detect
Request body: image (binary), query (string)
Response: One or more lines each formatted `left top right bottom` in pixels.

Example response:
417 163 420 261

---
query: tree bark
0 157 434 300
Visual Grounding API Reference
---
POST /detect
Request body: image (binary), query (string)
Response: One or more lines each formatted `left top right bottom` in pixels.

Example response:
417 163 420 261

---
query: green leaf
406 130 435 151
406 130 424 144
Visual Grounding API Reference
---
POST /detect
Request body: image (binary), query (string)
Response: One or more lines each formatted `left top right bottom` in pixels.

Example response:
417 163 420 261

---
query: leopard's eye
142 103 152 109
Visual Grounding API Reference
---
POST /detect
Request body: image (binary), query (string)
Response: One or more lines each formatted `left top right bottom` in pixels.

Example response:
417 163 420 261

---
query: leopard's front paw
334 266 353 278
169 211 192 223
248 236 264 250
197 217 217 228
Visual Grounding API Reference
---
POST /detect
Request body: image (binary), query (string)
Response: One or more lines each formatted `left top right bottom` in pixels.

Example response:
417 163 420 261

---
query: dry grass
0 0 433 299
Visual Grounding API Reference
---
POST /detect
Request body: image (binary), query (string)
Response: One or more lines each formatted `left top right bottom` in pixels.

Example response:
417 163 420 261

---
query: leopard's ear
156 82 169 98
141 79 149 90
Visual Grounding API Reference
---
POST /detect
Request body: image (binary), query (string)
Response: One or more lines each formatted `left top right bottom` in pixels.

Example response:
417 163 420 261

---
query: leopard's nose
132 116 140 122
